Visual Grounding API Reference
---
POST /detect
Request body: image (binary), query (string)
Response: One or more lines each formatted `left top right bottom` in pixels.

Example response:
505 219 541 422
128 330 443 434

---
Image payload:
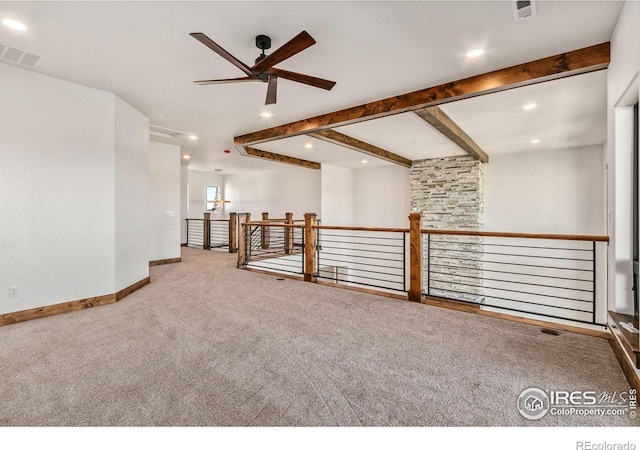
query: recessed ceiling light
188 135 198 141
2 18 27 31
260 112 272 118
182 155 191 160
530 139 541 144
523 103 537 111
361 160 368 164
466 48 484 58
304 143 313 149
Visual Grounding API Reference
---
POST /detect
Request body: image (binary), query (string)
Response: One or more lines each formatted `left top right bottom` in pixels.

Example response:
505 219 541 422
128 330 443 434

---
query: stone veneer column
410 155 484 229
410 155 485 303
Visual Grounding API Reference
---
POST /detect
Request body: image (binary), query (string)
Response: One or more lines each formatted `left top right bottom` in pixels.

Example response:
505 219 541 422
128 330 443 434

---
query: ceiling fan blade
265 75 277 105
252 31 316 73
194 77 266 85
268 68 336 91
190 32 256 78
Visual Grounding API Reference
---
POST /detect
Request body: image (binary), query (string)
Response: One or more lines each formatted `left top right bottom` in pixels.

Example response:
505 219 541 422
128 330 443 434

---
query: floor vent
0 44 43 68
512 0 536 22
540 328 560 336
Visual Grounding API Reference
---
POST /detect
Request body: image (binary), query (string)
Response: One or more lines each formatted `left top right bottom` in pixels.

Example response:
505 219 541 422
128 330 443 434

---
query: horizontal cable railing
421 230 607 325
237 213 608 329
186 219 204 248
316 226 407 292
185 213 238 252
210 219 230 252
243 223 305 276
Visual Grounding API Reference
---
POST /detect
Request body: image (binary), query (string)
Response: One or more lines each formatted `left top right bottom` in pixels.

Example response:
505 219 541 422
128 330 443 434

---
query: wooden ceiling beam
414 106 489 163
308 129 412 168
234 42 609 147
244 146 321 170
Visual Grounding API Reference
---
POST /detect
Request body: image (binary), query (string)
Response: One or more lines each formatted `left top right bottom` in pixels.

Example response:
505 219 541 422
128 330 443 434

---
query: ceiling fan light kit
190 30 336 105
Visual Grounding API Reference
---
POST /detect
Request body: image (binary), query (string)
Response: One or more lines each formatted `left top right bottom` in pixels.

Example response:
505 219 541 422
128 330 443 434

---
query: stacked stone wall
410 156 484 303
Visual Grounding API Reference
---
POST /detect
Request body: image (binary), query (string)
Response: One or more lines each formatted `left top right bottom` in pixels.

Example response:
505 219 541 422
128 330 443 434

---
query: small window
206 186 219 211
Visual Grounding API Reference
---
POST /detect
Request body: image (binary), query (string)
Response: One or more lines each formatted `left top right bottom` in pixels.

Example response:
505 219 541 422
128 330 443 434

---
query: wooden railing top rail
243 223 406 233
420 229 609 242
314 225 409 233
245 222 305 229
209 219 230 222
186 218 204 221
241 220 609 242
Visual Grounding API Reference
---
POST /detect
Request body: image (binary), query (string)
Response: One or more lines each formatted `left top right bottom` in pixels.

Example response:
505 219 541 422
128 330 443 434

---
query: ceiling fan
190 31 336 105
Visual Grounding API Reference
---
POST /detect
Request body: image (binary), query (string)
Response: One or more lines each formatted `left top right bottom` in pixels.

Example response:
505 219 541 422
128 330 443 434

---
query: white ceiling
0 1 622 173
440 69 608 155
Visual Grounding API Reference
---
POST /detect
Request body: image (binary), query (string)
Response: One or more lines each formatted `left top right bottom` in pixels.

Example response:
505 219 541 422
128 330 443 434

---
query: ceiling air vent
149 124 193 139
512 0 536 22
3 46 23 62
0 44 44 68
20 52 42 67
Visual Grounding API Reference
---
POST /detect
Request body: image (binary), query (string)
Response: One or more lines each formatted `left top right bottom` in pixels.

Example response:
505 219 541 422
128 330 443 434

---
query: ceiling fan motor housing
255 35 271 51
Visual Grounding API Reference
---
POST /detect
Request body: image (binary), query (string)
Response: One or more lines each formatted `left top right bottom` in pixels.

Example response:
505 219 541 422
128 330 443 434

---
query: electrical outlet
8 286 18 298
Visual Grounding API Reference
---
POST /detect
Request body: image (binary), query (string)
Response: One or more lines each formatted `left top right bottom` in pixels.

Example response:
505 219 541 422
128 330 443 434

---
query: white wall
180 165 188 243
484 145 606 235
149 142 181 262
187 170 224 218
223 166 321 219
321 164 353 226
192 163 408 227
114 97 149 290
0 64 148 315
353 166 411 228
607 0 640 314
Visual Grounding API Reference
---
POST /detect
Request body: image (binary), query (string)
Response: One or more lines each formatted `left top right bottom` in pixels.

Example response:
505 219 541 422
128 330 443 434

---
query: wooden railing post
284 212 293 254
229 212 238 253
261 212 269 249
203 212 211 250
237 213 248 268
408 213 423 302
304 213 317 282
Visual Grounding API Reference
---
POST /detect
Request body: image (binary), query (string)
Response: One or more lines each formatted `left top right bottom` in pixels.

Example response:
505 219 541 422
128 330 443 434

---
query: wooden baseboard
609 332 640 392
422 295 484 314
241 267 408 302
241 267 305 282
149 257 181 266
115 276 150 301
315 279 408 302
422 295 610 339
181 243 188 247
0 276 150 327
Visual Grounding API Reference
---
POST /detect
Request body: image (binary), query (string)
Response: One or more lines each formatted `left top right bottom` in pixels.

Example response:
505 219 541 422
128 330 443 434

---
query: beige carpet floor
0 247 636 427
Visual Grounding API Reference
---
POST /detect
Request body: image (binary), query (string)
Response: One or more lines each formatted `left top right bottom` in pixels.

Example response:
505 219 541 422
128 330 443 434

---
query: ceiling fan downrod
254 34 271 65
